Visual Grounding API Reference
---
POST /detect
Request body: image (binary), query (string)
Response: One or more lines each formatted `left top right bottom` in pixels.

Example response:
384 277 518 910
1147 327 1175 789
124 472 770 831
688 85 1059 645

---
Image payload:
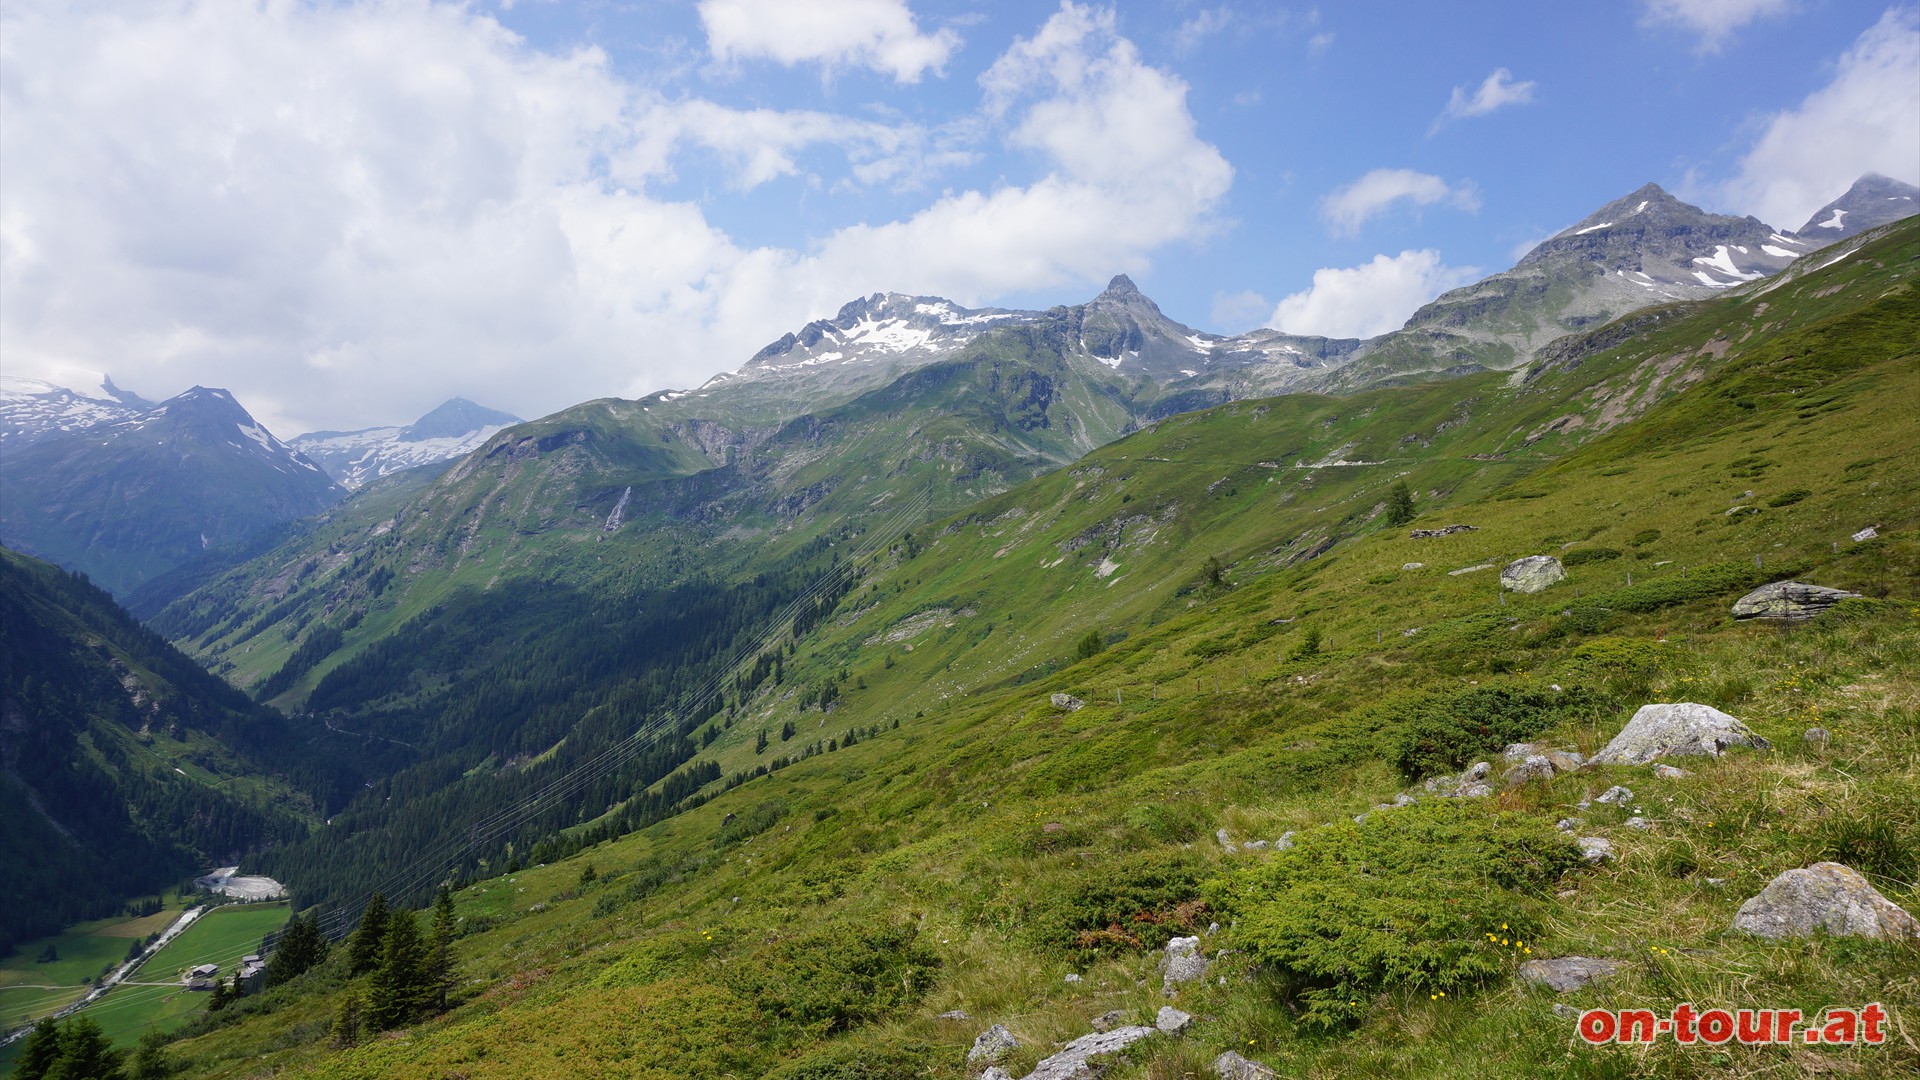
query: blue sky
2 0 1915 435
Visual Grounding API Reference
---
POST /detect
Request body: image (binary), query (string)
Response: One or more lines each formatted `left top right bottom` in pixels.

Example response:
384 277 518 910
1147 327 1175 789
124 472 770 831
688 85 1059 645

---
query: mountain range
0 166 1915 1076
289 398 523 491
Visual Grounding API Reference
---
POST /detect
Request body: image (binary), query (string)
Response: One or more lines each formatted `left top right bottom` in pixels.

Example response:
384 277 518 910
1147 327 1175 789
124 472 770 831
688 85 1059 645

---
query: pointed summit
1795 173 1920 242
1099 274 1142 299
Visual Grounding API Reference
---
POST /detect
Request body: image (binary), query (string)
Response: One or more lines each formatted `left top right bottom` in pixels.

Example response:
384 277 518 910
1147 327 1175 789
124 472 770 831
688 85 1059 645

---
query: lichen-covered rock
1578 837 1613 863
967 1024 1018 1065
1409 524 1477 538
1155 1005 1193 1034
1652 764 1688 779
1595 785 1633 805
1500 555 1566 593
1050 692 1086 711
1590 702 1771 765
1518 956 1623 992
1731 863 1920 940
1212 1051 1277 1079
1730 581 1862 621
1504 754 1557 786
1024 1026 1159 1080
1160 936 1209 991
981 1069 1013 1080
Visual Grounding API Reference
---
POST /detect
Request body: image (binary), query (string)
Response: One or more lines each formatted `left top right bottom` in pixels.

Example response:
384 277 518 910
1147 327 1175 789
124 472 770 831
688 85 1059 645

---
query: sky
1 0 1916 437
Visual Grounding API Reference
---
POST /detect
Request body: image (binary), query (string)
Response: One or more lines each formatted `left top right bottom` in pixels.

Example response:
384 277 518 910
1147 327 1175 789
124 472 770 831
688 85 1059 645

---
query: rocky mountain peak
1098 274 1143 300
1796 172 1920 241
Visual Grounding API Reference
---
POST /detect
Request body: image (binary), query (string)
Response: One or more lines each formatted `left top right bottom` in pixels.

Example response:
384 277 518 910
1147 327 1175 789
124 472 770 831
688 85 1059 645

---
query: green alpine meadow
5 199 1913 1078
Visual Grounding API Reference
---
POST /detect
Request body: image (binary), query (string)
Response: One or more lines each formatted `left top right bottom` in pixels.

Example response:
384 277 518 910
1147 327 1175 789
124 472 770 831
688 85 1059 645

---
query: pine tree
346 892 390 975
14 1019 63 1080
267 914 328 987
429 887 458 1013
365 908 426 1031
206 975 231 1013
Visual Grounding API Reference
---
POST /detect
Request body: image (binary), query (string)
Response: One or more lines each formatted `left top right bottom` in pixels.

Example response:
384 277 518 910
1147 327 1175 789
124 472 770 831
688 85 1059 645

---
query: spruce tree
429 886 458 1012
1386 480 1416 526
206 975 231 1013
127 1030 170 1080
14 1019 63 1080
267 914 327 987
345 892 390 975
331 991 362 1048
44 1016 117 1080
365 908 426 1031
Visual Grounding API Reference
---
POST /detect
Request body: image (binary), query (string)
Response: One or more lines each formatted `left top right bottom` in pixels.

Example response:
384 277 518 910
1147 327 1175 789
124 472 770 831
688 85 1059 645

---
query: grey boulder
1155 1005 1193 1034
1501 555 1566 594
1160 935 1210 991
968 1024 1018 1065
1050 692 1086 711
1731 581 1861 621
1731 862 1919 940
1589 703 1771 766
1213 1050 1278 1079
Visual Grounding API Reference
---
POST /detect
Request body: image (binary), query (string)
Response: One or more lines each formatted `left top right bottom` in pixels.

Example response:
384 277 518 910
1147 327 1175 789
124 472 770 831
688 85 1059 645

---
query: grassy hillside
124 222 1920 1077
0 550 324 955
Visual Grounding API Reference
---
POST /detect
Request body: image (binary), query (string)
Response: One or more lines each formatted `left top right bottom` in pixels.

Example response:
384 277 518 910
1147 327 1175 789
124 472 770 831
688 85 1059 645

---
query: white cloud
1173 7 1235 54
1639 0 1794 52
1320 169 1482 237
0 0 1229 436
1268 250 1477 339
1432 68 1536 132
698 0 960 83
1717 8 1920 229
1210 289 1272 332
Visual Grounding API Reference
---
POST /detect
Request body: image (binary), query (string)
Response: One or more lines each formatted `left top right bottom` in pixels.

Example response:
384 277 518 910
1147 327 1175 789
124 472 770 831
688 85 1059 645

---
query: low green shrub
1562 547 1622 566
763 1042 938 1079
724 919 940 1040
1124 801 1208 844
1020 849 1209 958
1375 684 1616 780
1210 802 1583 1028
1767 488 1812 507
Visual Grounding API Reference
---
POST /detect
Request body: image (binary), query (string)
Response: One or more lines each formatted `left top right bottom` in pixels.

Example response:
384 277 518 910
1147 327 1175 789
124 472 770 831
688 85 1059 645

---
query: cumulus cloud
0 0 1229 436
698 0 960 83
1717 8 1920 228
1320 169 1481 237
1432 68 1536 132
1639 0 1794 52
1267 250 1478 339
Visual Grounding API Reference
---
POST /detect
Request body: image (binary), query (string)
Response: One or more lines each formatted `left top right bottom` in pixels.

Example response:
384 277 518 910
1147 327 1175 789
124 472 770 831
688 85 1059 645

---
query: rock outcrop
1500 555 1566 593
1518 956 1623 992
1050 692 1086 712
1589 703 1771 765
1731 863 1919 940
1022 1026 1159 1080
1730 581 1862 621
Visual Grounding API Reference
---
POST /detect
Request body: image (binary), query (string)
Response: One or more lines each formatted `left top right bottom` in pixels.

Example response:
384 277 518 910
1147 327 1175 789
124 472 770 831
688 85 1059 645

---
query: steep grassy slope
0 550 324 954
140 223 1920 1077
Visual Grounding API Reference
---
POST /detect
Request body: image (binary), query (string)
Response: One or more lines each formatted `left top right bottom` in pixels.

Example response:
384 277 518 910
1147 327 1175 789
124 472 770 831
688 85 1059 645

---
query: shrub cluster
1210 802 1584 1028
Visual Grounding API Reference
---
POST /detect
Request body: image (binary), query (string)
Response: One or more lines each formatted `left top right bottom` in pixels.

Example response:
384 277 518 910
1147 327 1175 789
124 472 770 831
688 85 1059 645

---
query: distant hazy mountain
292 397 522 489
0 373 154 446
1796 172 1920 243
0 386 343 595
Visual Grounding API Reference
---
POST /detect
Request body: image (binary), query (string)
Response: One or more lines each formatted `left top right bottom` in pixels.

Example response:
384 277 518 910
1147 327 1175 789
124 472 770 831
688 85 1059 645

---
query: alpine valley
2 177 1917 1079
